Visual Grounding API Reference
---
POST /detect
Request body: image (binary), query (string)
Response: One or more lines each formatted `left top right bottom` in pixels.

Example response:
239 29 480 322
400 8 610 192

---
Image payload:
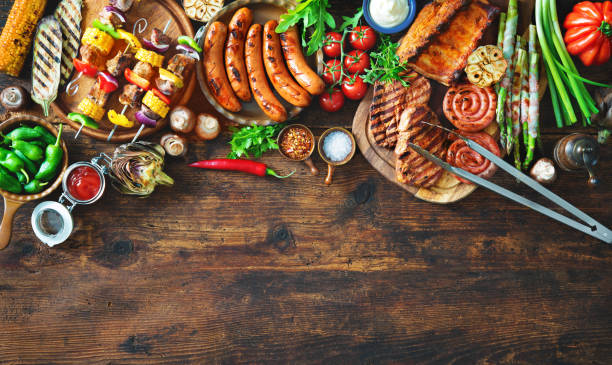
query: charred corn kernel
135 48 164 68
78 97 105 121
82 27 114 56
142 91 169 118
0 0 47 76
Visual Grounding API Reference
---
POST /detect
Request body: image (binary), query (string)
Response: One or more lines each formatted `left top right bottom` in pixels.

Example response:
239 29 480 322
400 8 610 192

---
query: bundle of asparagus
495 0 541 170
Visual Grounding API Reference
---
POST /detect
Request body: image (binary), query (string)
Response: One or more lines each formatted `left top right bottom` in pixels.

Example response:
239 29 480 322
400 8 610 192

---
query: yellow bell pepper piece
107 109 135 128
117 29 141 50
158 68 184 89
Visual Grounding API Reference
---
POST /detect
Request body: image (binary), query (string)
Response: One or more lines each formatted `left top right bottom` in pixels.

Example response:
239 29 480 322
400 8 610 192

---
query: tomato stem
599 20 612 37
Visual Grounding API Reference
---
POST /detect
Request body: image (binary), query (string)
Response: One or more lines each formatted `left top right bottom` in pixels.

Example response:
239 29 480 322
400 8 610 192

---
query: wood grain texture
0 0 611 364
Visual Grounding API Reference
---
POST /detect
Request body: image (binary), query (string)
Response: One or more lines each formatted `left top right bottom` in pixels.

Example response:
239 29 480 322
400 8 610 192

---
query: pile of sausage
203 7 325 123
442 83 500 183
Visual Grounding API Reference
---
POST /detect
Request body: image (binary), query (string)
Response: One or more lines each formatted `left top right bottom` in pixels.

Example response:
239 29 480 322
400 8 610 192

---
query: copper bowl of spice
277 124 318 175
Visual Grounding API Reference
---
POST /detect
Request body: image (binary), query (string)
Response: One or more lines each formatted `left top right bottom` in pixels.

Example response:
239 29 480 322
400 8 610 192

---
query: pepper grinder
553 133 600 187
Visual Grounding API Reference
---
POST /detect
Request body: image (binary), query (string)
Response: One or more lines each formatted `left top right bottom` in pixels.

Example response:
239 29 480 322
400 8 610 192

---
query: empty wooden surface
0 0 611 363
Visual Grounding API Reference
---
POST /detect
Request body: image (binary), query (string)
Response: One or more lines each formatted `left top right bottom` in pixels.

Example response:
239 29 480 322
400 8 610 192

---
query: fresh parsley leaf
227 124 285 159
276 0 335 56
337 8 363 32
361 34 412 87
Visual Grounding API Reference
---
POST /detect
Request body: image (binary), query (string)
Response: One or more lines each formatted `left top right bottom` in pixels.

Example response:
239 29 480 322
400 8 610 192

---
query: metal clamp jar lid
31 154 111 247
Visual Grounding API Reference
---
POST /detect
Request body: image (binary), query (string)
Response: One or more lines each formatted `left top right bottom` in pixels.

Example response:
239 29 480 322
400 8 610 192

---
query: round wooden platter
195 0 323 126
353 87 497 204
51 0 196 142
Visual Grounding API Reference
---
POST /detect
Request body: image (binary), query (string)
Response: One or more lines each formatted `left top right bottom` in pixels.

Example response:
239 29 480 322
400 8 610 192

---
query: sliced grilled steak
394 105 447 188
368 71 431 149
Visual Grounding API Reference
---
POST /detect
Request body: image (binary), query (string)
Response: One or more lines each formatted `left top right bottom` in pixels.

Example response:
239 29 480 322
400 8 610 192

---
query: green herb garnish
361 35 412 87
337 7 363 32
227 124 285 159
276 0 335 56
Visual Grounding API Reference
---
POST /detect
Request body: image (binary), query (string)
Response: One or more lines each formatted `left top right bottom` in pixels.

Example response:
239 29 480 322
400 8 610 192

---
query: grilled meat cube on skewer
151 28 171 48
106 51 134 77
119 84 144 108
133 61 155 80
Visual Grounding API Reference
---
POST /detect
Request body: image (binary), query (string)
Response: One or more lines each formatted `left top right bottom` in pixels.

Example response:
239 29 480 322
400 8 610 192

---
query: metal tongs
408 124 612 244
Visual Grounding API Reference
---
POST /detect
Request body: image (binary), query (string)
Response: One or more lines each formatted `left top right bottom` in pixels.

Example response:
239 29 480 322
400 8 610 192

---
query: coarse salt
323 131 352 162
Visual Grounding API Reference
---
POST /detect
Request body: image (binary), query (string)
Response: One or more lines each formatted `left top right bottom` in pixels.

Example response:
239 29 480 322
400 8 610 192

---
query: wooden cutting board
51 0 195 142
352 0 537 204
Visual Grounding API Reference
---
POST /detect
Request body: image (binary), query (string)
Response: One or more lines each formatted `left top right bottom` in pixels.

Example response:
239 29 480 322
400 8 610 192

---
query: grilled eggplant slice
54 0 83 88
31 16 63 116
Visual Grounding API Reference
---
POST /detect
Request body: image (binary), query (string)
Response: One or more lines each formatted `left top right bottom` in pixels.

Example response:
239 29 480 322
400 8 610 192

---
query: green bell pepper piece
68 113 100 129
93 19 120 39
178 35 202 53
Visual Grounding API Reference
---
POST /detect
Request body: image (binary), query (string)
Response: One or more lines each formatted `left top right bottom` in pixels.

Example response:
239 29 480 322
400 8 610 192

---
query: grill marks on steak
369 72 431 149
394 105 447 188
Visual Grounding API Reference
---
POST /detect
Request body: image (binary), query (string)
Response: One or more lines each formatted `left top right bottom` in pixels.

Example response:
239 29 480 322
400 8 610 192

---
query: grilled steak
409 0 499 86
396 0 469 62
394 105 447 188
369 72 431 149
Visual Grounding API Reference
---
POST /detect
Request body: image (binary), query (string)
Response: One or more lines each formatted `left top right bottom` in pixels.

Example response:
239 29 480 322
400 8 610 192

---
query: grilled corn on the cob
78 97 105 121
54 0 83 88
82 27 114 55
135 49 164 68
142 91 169 118
0 0 47 76
31 16 63 117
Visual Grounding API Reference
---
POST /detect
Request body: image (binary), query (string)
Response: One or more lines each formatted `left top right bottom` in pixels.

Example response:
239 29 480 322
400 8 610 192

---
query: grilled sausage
225 7 252 102
263 20 311 107
279 26 325 96
204 21 242 112
245 24 287 123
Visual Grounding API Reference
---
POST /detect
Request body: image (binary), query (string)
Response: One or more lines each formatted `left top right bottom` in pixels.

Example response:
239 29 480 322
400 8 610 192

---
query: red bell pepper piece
97 71 119 93
124 68 150 90
73 58 98 78
152 88 171 105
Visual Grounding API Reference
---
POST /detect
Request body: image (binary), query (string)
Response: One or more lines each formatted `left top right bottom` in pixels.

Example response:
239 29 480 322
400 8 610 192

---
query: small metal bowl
277 124 318 175
317 127 356 185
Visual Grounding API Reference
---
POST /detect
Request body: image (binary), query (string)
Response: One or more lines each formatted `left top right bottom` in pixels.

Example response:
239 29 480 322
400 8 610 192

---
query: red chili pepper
97 71 118 93
73 58 98 77
124 68 150 90
189 159 294 178
152 88 171 105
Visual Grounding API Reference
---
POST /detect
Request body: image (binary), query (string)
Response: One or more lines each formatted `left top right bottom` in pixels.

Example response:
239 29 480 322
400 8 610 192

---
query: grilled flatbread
368 71 431 149
408 0 499 86
394 105 447 188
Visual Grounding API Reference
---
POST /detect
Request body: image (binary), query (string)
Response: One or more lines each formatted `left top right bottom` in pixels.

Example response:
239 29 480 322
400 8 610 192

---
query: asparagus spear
506 35 522 152
524 24 540 170
498 0 518 152
511 48 527 169
495 12 506 95
521 36 531 149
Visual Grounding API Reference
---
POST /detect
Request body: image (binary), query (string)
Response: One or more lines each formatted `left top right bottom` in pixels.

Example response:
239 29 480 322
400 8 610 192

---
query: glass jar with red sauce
31 156 108 247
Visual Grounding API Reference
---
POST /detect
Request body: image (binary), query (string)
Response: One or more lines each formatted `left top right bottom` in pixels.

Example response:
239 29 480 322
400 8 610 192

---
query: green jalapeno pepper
0 165 22 193
6 126 42 141
24 179 48 194
27 139 47 148
0 148 28 178
33 126 56 145
13 149 38 176
11 140 44 162
177 35 202 53
16 171 28 185
35 124 63 182
68 112 100 129
92 19 120 39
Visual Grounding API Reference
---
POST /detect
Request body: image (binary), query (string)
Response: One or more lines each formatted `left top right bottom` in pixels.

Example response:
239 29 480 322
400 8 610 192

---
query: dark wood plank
0 0 611 364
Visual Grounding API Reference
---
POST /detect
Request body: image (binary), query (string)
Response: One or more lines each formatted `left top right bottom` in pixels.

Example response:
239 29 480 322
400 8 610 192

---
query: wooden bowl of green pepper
0 114 68 250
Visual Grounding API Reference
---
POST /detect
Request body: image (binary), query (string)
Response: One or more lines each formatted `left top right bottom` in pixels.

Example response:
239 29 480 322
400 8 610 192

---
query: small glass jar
31 154 110 246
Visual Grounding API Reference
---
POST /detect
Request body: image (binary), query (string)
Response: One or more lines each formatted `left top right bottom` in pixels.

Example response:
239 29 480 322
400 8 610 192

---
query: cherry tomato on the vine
348 26 377 51
322 32 343 58
344 50 370 74
341 75 368 100
319 87 345 112
322 59 342 85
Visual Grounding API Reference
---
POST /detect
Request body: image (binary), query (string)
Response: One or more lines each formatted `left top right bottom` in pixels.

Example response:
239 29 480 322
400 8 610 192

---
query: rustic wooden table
1 0 611 363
